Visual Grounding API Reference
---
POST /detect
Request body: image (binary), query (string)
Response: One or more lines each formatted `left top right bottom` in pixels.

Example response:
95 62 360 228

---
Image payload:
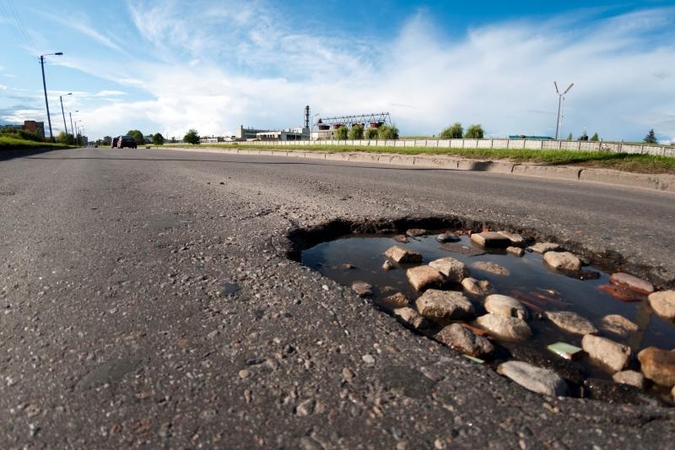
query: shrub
440 123 463 139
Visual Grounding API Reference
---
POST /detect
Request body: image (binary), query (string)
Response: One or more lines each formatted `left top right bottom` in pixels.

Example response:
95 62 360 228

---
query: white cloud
66 4 675 143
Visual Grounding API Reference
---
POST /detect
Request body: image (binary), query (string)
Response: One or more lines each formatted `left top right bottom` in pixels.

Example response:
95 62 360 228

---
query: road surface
0 147 673 448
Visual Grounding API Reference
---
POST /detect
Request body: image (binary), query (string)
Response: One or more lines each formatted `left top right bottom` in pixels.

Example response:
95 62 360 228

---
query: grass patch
0 136 71 151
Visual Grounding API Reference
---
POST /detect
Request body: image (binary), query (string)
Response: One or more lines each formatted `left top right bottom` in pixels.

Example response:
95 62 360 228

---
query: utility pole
40 52 63 140
554 81 574 140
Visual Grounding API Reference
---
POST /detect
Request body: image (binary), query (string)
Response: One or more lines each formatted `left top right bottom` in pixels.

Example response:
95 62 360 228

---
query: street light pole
69 111 76 140
554 81 574 140
60 92 71 135
40 52 63 141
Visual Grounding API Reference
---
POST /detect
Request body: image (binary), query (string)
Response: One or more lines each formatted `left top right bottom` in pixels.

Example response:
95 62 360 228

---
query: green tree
440 122 463 139
378 124 399 140
348 124 364 140
102 136 112 146
644 129 657 144
334 126 348 140
126 129 144 145
184 129 200 144
56 131 69 144
152 133 165 145
590 133 599 142
365 128 379 140
578 131 588 141
566 132 573 140
464 124 484 139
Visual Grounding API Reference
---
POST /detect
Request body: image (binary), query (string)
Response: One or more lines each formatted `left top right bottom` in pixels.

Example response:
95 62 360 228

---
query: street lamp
40 52 64 140
554 81 574 140
60 92 72 135
69 110 78 141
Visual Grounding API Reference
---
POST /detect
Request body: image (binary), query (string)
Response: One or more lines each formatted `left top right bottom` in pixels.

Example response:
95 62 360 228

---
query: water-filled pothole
299 224 675 406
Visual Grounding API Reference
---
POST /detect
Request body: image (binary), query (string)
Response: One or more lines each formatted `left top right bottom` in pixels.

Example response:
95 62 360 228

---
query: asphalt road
0 147 673 449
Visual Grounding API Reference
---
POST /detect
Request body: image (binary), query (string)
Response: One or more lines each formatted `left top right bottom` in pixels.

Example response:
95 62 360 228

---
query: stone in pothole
647 290 675 320
381 292 409 309
414 289 475 321
484 294 528 320
351 281 373 297
394 307 428 331
600 314 639 338
470 232 511 248
461 277 493 296
544 311 598 335
497 361 569 397
637 347 675 387
610 272 655 295
543 251 582 271
476 314 531 342
406 266 445 292
436 232 460 243
581 334 631 374
384 245 422 264
612 370 646 389
428 257 469 283
529 242 561 254
434 323 494 359
472 261 510 276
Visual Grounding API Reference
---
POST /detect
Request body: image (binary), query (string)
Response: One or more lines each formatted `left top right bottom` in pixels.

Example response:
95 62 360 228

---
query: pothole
291 217 675 407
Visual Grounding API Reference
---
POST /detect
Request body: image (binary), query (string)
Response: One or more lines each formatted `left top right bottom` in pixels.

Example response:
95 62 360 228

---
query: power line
0 0 36 50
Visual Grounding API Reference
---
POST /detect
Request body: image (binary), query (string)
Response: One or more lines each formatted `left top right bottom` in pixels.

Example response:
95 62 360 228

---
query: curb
158 146 675 194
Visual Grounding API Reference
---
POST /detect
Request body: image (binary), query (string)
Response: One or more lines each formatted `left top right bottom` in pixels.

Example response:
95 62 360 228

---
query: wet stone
472 261 510 276
581 334 631 374
351 281 373 297
497 231 525 247
637 347 675 387
600 314 639 338
440 242 486 256
435 323 494 358
476 314 531 342
529 242 561 254
406 266 445 292
507 246 525 257
461 277 493 296
507 345 585 386
599 284 644 302
406 228 428 237
384 245 421 264
543 251 582 272
610 272 655 295
394 307 428 330
436 232 460 243
381 292 410 309
497 361 569 397
612 370 646 389
647 290 675 320
414 289 475 321
428 257 469 283
484 294 528 320
471 232 512 248
544 311 598 335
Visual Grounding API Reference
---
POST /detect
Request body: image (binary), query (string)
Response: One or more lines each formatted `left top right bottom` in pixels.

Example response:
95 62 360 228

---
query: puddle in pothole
301 231 675 406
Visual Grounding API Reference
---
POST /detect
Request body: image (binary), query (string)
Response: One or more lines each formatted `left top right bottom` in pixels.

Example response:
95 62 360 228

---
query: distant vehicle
111 137 119 148
117 135 137 149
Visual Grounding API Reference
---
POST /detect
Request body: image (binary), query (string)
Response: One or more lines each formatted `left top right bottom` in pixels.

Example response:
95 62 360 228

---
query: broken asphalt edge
160 146 675 193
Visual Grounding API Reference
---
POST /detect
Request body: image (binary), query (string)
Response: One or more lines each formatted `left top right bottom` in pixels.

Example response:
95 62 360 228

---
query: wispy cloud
73 4 675 143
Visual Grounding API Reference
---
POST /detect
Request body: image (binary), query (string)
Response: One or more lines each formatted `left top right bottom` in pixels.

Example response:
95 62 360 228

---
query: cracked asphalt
0 147 673 449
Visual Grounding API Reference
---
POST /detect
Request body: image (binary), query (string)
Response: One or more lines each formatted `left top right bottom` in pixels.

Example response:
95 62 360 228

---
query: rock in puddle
647 290 675 320
612 370 646 389
598 284 644 302
434 323 495 359
484 294 528 320
637 347 675 387
428 257 469 283
394 307 429 331
610 272 655 295
472 261 510 276
414 289 475 321
476 314 531 342
600 314 639 338
543 251 582 271
544 311 598 335
581 334 631 374
406 266 445 292
351 281 373 297
497 360 569 397
461 277 493 296
384 245 422 264
470 232 512 248
436 232 460 243
529 242 561 254
506 344 585 386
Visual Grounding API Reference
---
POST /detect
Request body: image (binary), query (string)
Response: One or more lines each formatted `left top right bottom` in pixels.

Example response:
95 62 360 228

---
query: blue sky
1 0 674 142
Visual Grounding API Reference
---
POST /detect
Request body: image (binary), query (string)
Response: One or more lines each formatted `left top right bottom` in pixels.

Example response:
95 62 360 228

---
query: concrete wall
249 138 675 158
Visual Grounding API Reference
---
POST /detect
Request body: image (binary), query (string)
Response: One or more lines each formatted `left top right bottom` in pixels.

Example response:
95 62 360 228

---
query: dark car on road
117 135 137 149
